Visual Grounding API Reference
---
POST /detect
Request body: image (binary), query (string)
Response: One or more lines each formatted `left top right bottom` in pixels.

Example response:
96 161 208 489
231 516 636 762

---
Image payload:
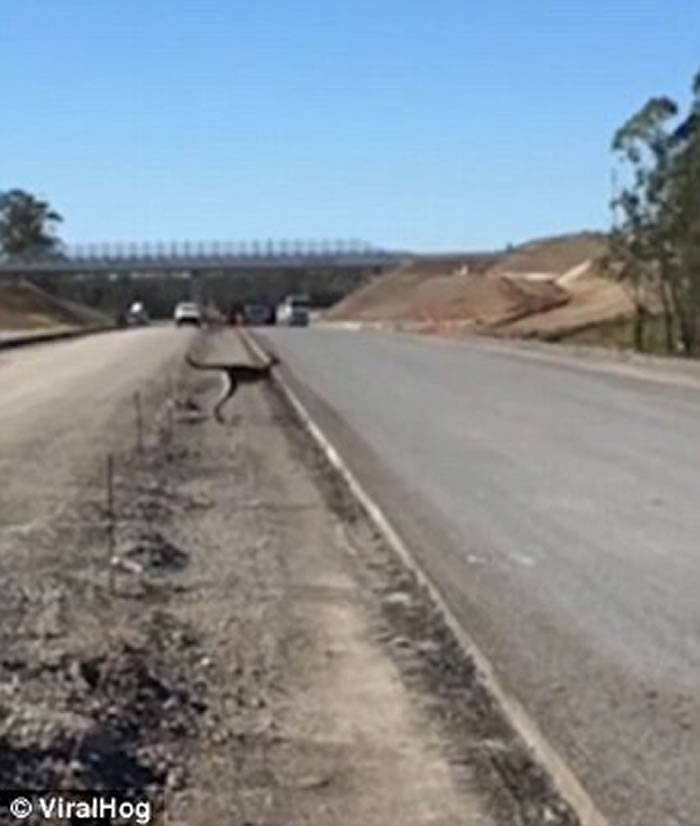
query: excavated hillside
495 259 635 340
326 253 501 321
490 232 608 275
326 232 639 341
0 279 110 331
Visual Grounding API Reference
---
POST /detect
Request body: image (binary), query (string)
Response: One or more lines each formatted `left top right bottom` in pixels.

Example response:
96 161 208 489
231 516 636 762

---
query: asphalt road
260 327 700 826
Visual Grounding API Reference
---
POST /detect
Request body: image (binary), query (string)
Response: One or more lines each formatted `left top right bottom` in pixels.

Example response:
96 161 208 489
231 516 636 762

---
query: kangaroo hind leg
214 374 238 423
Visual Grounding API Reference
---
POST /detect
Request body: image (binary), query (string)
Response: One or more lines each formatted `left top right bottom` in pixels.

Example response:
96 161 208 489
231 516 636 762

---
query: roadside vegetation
610 67 700 355
0 189 63 259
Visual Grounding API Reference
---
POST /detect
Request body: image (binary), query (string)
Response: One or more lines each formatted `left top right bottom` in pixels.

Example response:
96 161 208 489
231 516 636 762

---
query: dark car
243 302 275 326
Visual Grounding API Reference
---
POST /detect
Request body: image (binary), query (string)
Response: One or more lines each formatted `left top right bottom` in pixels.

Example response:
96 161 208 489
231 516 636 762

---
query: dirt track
0 327 577 824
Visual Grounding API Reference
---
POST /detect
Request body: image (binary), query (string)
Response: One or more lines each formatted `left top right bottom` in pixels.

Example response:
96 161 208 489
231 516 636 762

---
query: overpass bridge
0 239 406 278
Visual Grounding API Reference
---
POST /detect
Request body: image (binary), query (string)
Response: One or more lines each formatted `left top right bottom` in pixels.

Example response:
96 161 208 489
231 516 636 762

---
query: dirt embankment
326 253 502 322
325 232 640 341
0 279 110 331
489 232 608 276
498 262 635 341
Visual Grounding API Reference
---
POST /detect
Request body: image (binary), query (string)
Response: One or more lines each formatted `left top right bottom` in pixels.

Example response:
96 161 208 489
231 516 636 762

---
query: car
174 301 202 326
276 294 310 326
125 301 149 326
244 302 275 326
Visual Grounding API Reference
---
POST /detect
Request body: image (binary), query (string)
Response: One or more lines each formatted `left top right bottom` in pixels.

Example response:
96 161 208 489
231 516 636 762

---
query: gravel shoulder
0 326 578 824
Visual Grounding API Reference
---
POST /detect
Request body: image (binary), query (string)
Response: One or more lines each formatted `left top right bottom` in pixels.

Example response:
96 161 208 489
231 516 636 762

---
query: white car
174 301 202 327
125 301 149 326
276 294 310 326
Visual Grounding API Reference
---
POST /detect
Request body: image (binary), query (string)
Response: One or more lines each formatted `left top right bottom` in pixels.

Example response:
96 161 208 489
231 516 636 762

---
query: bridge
0 239 406 277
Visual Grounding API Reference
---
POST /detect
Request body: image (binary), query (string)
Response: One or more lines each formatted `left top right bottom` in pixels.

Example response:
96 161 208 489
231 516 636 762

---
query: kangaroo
186 352 279 423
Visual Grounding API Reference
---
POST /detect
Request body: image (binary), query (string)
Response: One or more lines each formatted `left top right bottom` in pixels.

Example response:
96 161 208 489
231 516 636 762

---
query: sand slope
326 233 638 340
0 279 110 330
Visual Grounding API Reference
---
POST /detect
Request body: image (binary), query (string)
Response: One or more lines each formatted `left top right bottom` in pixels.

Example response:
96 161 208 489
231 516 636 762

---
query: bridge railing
0 240 407 276
47 239 393 263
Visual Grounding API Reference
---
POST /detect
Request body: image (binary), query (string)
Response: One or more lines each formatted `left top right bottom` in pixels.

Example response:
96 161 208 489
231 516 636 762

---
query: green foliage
611 69 700 354
0 189 63 258
566 315 670 354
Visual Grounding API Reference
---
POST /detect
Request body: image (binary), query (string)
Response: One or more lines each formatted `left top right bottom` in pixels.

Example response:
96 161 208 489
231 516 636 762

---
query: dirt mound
497 267 635 341
326 258 567 327
490 232 609 276
324 232 639 340
0 279 109 330
325 253 501 321
412 273 569 326
326 234 606 325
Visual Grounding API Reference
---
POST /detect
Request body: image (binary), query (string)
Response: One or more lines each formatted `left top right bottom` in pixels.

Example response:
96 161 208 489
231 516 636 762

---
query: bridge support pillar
189 271 203 304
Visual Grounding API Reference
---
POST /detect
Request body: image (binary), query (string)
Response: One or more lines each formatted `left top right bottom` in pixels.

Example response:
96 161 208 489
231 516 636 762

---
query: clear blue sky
1 1 698 251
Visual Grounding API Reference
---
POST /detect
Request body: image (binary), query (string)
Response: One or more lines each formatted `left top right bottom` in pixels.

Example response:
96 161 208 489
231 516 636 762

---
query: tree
664 71 700 354
0 189 63 259
611 69 700 354
611 97 677 350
